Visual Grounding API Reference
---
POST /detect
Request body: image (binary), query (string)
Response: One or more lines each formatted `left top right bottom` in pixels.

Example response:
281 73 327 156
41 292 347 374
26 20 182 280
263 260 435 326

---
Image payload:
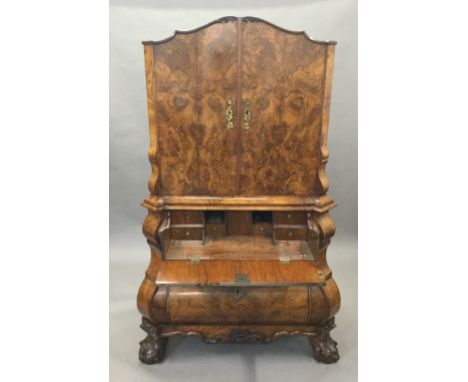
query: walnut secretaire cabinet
137 17 340 364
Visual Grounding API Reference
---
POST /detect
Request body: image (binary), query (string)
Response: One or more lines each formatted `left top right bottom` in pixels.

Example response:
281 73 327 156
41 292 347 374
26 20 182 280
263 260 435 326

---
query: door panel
240 21 326 195
154 22 238 195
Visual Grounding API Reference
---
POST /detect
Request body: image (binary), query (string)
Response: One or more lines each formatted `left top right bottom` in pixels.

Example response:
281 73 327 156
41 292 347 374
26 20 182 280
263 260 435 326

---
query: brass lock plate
229 286 247 300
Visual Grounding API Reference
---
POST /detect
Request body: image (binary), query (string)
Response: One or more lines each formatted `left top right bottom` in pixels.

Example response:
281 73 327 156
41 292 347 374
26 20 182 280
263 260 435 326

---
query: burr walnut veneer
137 17 340 364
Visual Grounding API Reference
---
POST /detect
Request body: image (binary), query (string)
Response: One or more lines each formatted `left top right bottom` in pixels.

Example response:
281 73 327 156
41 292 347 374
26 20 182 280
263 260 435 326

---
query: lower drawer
165 286 309 324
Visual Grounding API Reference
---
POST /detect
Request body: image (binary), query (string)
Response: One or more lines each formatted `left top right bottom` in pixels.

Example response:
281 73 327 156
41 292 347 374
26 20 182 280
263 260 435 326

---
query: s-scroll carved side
142 211 163 243
139 211 166 310
307 212 335 268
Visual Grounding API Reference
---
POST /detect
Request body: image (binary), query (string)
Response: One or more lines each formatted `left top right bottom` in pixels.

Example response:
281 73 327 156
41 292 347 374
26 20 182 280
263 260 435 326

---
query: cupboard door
240 21 326 195
154 21 238 195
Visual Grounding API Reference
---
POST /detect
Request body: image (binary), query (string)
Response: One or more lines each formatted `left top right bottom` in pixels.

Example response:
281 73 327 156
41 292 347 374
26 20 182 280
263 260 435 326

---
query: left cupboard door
152 21 239 196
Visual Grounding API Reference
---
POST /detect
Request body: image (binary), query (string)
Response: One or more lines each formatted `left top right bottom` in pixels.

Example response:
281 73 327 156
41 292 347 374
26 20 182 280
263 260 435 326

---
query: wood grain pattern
138 17 341 364
273 211 307 225
142 194 337 212
154 21 238 195
240 21 326 195
164 235 313 260
143 16 335 199
170 210 204 224
154 259 329 285
317 45 335 194
148 282 338 326
143 44 159 195
167 286 309 324
226 211 251 235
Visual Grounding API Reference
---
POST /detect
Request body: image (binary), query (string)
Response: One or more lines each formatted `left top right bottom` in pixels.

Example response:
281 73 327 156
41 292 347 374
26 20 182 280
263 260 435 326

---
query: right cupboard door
240 21 327 195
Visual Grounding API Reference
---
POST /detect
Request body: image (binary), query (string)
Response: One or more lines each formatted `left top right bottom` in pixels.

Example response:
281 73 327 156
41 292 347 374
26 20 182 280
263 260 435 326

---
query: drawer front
171 226 204 240
274 225 307 240
167 286 309 324
205 223 226 238
273 212 307 225
171 211 204 225
252 223 273 236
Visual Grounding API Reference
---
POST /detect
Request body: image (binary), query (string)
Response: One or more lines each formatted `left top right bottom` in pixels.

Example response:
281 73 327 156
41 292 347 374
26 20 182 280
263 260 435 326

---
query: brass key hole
230 287 247 300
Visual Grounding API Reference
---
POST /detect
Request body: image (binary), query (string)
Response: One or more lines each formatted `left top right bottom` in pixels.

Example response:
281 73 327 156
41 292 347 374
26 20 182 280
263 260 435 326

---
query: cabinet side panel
317 45 335 194
240 21 326 196
143 44 159 194
154 21 238 196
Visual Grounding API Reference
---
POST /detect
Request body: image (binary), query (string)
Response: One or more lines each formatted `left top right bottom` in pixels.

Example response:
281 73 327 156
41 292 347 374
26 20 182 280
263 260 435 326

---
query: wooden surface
167 286 309 324
240 20 325 195
143 16 335 199
154 20 238 195
154 259 329 285
142 194 337 212
164 236 313 260
138 17 340 364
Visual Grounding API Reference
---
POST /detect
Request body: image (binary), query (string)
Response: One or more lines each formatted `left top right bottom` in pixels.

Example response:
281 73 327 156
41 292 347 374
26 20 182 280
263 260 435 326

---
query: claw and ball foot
139 318 168 364
309 318 340 364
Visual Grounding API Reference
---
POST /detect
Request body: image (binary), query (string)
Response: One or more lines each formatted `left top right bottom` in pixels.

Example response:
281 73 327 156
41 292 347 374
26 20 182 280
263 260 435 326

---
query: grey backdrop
110 1 357 381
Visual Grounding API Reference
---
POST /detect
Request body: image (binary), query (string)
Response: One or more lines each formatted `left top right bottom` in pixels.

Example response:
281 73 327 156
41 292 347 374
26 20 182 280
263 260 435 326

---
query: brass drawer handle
243 98 251 129
225 96 234 129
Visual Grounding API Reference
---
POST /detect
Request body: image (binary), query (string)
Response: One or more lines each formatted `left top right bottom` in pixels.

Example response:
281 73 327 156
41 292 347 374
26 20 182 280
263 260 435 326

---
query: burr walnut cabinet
137 16 340 364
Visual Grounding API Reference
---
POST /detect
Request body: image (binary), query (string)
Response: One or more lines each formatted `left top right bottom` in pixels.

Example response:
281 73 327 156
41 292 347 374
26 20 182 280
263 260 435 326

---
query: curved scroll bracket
307 212 336 267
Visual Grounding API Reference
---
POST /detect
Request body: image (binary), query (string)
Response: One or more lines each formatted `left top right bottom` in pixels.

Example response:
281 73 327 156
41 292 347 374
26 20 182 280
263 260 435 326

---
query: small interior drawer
252 222 273 236
205 222 226 238
273 225 307 240
273 212 307 225
171 211 204 225
171 225 204 240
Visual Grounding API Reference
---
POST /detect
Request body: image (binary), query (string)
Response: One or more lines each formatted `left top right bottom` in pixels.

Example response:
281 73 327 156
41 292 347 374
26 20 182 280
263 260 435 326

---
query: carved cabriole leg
309 318 340 364
139 318 168 364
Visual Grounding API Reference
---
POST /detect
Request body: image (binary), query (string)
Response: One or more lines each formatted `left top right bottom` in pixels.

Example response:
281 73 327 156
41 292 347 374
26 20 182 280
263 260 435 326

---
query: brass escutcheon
225 97 234 129
229 287 247 300
243 98 251 129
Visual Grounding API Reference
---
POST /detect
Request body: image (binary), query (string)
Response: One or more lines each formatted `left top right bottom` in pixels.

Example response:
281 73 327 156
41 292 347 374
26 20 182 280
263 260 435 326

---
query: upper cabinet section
143 17 336 198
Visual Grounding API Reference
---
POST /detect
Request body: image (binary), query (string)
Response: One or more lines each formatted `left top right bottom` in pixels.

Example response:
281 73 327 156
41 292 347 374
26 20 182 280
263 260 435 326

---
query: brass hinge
317 269 325 283
279 255 291 264
190 256 201 264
